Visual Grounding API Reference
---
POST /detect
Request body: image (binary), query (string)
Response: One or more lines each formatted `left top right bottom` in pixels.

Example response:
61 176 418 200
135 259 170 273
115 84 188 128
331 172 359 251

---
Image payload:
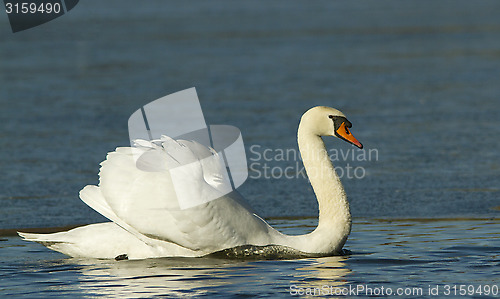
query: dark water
1 0 499 297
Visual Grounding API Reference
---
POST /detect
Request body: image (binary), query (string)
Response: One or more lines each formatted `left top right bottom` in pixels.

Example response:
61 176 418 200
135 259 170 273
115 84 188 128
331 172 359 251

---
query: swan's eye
328 115 334 119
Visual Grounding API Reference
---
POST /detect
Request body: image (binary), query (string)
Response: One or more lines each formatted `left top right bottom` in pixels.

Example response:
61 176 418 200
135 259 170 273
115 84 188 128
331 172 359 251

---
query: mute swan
19 106 363 260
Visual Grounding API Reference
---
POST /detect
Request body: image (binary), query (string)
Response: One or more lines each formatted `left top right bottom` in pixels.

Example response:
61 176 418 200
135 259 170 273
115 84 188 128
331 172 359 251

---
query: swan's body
19 106 362 259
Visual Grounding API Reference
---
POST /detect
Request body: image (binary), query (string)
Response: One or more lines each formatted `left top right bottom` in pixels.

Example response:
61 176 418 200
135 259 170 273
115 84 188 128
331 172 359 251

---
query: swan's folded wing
79 185 154 246
90 137 273 253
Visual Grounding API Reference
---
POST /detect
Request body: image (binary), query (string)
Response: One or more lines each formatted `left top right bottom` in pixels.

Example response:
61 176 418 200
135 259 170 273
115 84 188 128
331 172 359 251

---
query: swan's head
300 106 363 149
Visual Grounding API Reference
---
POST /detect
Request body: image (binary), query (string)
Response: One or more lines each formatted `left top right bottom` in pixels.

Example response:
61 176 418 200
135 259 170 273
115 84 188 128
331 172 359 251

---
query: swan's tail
18 231 42 241
18 225 128 258
18 223 172 259
17 231 76 257
18 231 69 245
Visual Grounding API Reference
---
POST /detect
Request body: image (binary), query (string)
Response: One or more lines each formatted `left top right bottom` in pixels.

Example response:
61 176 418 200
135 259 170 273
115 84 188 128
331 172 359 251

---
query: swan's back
84 137 279 255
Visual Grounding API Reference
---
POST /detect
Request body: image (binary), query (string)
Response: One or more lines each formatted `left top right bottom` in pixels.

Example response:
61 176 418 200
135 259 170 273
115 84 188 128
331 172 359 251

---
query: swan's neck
293 127 352 253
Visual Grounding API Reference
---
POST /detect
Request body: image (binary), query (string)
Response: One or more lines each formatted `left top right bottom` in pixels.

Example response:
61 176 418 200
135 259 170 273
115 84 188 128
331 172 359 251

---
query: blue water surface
0 0 499 297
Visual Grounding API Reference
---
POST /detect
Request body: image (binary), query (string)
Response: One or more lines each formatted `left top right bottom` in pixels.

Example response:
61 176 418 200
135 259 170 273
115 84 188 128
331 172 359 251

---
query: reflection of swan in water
290 256 352 295
69 254 350 297
74 257 244 297
19 107 363 259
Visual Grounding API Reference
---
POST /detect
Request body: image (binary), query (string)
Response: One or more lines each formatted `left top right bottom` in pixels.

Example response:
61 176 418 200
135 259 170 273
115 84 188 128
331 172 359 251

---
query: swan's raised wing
82 136 275 254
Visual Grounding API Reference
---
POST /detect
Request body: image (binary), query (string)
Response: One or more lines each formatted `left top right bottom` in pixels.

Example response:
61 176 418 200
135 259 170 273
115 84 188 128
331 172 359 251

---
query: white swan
19 106 363 260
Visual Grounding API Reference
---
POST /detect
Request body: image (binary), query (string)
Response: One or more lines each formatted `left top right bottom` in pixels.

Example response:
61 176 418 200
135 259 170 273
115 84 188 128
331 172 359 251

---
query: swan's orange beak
335 122 363 149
